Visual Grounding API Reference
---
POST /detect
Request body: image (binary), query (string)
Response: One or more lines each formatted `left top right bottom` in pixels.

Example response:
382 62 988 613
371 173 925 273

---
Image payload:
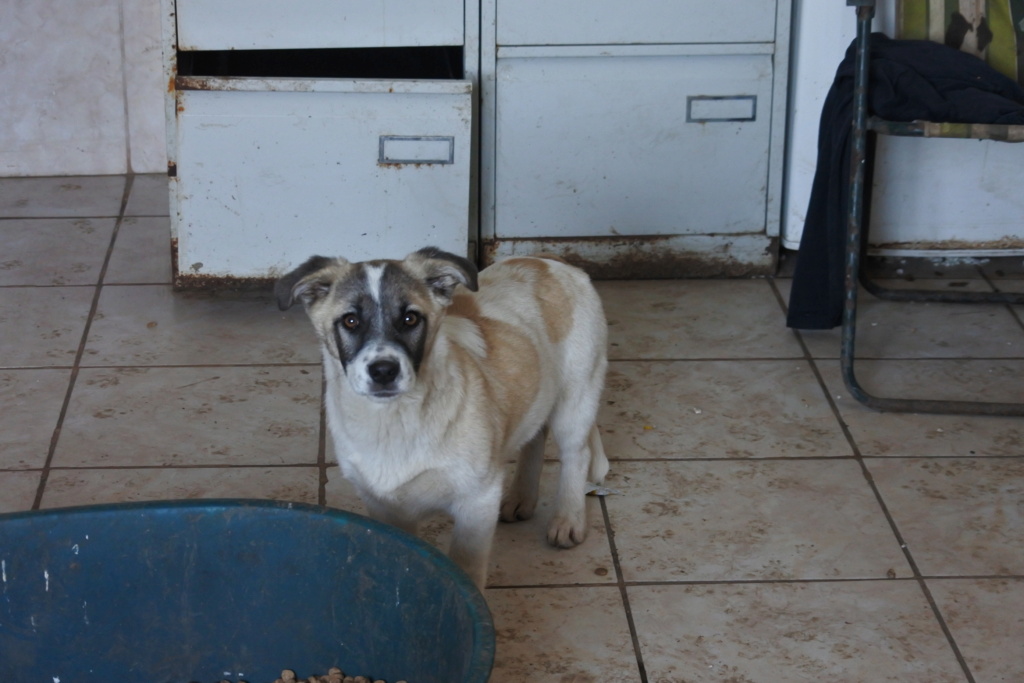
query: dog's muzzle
368 359 401 387
348 347 413 400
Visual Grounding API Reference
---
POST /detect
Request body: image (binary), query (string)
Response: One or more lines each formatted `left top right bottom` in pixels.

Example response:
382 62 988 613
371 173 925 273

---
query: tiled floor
1 174 1023 682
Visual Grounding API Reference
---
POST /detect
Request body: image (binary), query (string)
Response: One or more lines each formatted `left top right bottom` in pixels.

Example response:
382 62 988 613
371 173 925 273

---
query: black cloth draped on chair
786 33 1024 330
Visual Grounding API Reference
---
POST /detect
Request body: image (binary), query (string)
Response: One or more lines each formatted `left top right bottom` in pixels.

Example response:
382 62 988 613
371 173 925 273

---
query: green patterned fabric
899 0 1024 86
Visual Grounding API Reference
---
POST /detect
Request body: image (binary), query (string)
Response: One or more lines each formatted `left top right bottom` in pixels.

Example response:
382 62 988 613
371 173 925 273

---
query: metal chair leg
840 4 1024 417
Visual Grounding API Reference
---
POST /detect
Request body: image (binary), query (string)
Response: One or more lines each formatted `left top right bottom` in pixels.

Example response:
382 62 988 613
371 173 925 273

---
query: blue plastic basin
0 500 494 683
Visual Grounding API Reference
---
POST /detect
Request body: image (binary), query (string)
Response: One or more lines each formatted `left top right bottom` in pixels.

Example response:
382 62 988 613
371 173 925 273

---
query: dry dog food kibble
272 668 406 683
215 668 407 683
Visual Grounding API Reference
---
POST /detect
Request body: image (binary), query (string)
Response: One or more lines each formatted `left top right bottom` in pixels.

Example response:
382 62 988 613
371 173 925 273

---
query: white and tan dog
276 247 609 588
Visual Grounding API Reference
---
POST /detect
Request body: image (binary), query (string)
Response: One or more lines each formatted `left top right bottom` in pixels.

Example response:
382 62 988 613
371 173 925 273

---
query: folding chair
843 0 1024 415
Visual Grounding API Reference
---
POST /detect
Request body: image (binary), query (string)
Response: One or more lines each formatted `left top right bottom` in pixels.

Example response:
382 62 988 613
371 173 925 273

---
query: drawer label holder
379 135 456 165
687 96 757 123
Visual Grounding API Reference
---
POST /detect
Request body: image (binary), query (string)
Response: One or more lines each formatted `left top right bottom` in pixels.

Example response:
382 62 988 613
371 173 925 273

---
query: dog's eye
402 311 421 327
340 313 360 330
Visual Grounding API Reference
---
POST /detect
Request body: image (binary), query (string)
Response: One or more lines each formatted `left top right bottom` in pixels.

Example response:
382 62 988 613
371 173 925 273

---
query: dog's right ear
275 256 344 311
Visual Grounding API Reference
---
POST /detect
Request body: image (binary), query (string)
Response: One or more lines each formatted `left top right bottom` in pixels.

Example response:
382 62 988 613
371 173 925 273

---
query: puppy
275 247 609 588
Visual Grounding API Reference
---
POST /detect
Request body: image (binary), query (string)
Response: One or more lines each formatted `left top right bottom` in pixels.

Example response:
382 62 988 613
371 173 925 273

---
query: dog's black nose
368 360 400 385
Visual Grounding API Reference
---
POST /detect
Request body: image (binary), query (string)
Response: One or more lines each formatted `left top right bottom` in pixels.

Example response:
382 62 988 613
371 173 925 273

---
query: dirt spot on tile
255 377 290 389
83 374 117 388
642 499 682 517
266 422 312 438
665 468 724 496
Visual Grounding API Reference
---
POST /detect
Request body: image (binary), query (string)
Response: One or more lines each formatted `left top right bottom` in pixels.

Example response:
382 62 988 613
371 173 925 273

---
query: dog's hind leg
547 346 607 548
547 405 601 549
588 424 609 484
500 428 546 523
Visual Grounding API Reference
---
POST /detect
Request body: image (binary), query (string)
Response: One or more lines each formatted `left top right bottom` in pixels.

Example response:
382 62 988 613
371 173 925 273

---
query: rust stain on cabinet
481 236 777 280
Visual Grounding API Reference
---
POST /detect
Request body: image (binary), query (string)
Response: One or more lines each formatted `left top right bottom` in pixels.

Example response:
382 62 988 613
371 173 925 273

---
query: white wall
0 0 167 176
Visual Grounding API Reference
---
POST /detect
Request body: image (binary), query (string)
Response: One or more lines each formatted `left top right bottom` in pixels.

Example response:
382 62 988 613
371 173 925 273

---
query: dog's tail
588 425 609 483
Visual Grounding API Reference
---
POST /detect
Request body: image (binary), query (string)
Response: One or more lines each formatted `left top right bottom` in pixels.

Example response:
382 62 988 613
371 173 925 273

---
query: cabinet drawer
174 80 472 277
176 0 464 50
497 0 777 46
495 52 773 238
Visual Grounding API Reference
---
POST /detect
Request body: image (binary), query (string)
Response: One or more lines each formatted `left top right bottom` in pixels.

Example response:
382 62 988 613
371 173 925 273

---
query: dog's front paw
547 513 587 548
500 494 537 523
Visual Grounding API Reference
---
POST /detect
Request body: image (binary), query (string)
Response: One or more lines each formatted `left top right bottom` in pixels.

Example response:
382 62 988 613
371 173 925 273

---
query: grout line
773 279 979 683
607 356 808 363
853 461 978 683
599 495 649 683
32 176 136 510
982 269 1024 332
0 284 106 290
41 464 321 471
74 362 322 370
0 215 123 221
598 454 1019 464
482 573 1024 591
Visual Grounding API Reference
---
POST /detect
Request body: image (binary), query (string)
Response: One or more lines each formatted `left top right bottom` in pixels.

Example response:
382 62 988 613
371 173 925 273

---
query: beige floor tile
39 466 320 508
775 274 1000 316
84 285 320 365
53 366 321 467
991 279 1024 323
601 360 849 459
0 218 114 286
326 463 616 588
124 174 169 216
869 458 1024 576
979 257 1024 281
104 217 172 284
795 293 1024 361
0 471 42 512
928 578 1024 683
604 460 910 582
486 586 638 682
630 582 964 682
991 278 1024 290
818 360 1024 457
0 175 126 218
0 369 70 469
323 466 368 515
596 280 803 360
0 287 94 368
864 257 989 282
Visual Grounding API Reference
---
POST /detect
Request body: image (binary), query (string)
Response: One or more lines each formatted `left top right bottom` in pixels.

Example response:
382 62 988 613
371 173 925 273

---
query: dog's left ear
408 247 479 304
275 256 346 310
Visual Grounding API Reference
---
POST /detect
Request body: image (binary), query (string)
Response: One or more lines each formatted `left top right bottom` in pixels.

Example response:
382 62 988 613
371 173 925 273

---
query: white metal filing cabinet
164 2 790 283
162 0 476 286
480 0 792 276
